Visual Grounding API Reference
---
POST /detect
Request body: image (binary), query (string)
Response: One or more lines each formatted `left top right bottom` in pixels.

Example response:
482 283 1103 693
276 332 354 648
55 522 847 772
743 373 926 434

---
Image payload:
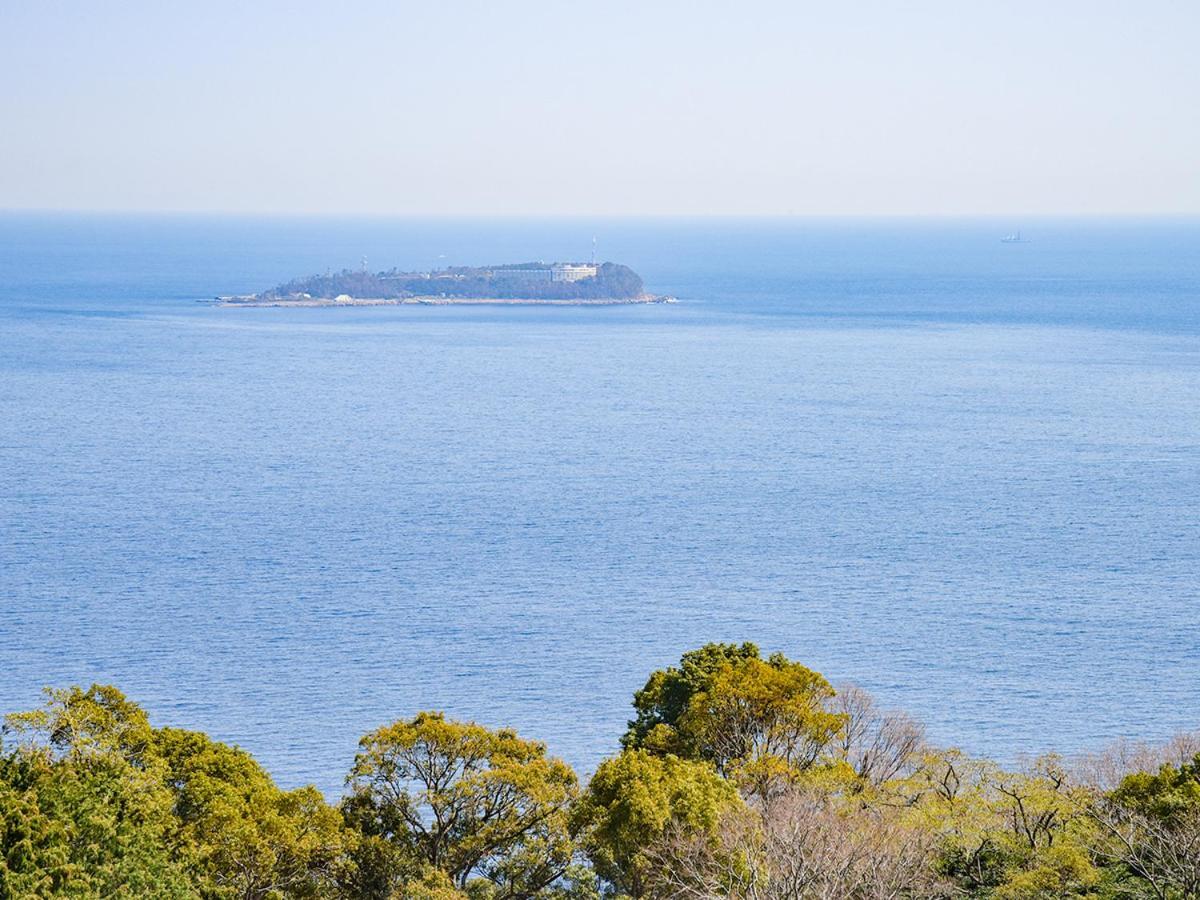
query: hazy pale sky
2 1 1197 215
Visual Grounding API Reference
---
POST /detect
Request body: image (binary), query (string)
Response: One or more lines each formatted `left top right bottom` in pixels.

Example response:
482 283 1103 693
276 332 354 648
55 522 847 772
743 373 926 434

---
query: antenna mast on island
361 255 368 273
591 236 597 266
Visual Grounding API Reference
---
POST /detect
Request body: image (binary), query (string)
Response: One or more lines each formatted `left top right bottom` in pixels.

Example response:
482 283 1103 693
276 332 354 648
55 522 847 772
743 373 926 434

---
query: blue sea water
1 214 1198 795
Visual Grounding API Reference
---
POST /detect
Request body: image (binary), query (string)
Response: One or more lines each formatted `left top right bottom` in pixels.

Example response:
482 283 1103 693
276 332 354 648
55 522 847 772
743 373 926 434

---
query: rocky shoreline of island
214 292 675 308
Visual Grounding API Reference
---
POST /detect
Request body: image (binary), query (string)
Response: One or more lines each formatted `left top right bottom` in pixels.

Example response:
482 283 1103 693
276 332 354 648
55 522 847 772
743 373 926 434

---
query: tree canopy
623 643 844 797
343 711 579 899
3 652 1199 900
572 749 739 899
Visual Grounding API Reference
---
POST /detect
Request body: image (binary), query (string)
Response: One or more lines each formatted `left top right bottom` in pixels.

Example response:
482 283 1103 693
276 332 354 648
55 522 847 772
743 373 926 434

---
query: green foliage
5 684 155 764
345 711 579 898
911 752 1108 898
622 643 844 797
0 754 68 896
1111 753 1200 823
1094 754 1200 900
991 843 1100 899
153 727 347 898
396 865 471 899
682 654 843 792
1 690 196 898
1 684 345 900
623 643 762 752
572 749 740 898
1 653 1197 900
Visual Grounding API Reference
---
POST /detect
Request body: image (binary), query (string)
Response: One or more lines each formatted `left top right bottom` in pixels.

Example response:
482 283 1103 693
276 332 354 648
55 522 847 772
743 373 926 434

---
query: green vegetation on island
248 262 647 303
3 644 1199 899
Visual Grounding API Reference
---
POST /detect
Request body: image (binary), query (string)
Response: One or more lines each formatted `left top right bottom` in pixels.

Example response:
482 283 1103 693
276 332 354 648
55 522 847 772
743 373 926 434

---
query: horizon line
4 207 1200 222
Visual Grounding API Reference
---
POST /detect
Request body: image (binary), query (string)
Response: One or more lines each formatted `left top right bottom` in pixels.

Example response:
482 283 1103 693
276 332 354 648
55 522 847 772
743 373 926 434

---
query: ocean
1 214 1197 795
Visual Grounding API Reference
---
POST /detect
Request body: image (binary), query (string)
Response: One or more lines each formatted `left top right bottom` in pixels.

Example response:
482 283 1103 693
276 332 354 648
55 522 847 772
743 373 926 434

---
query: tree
2 685 346 900
1 686 197 898
4 684 155 765
1090 754 1200 899
623 643 763 753
681 655 844 797
831 685 926 788
572 749 740 899
649 787 947 900
907 751 1104 898
344 711 578 899
624 645 844 798
154 727 347 900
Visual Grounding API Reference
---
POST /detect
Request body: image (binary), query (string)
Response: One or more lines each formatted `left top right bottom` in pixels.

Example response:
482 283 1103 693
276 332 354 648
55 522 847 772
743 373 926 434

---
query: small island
218 261 674 307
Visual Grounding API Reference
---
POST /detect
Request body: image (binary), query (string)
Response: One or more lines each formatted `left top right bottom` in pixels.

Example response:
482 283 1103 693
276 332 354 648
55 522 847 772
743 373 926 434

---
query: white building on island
491 263 598 283
550 263 598 282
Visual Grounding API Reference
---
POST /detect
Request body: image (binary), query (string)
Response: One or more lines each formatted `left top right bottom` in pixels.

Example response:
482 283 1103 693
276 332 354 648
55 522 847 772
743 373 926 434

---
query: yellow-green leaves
623 642 762 753
346 711 578 898
1094 752 1200 898
5 662 1198 900
0 688 196 898
572 749 740 899
4 684 155 765
1 686 348 900
623 644 844 798
680 655 843 790
1111 752 1200 822
154 727 348 899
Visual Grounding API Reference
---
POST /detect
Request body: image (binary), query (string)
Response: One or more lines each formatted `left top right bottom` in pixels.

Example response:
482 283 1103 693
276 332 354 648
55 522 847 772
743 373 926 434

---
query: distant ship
1001 230 1030 243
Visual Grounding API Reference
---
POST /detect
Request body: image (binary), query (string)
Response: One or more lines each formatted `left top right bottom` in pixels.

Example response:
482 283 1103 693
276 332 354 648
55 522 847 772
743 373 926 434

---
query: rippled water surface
2 215 1198 794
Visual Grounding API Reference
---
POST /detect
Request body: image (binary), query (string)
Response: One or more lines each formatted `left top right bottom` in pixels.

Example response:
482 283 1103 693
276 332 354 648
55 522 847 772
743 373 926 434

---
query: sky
1 0 1198 216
